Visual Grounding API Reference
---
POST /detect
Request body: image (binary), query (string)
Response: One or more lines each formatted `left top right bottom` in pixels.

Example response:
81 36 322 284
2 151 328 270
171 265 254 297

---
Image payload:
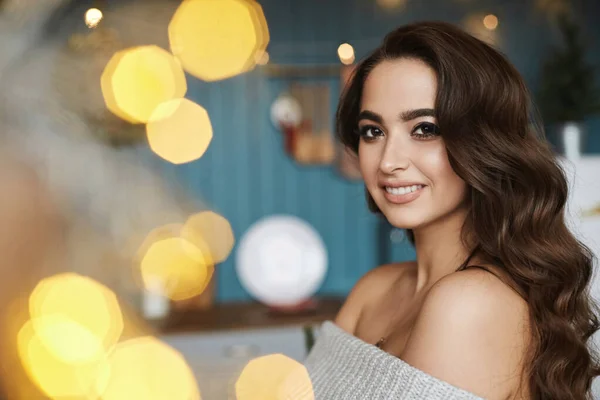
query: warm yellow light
247 1 270 58
182 211 235 264
483 14 499 30
337 43 355 65
17 320 111 399
101 336 200 400
463 13 499 45
31 315 105 365
29 273 124 355
140 236 214 301
236 354 314 399
101 46 187 124
168 0 270 81
85 8 103 28
137 224 186 258
146 98 213 164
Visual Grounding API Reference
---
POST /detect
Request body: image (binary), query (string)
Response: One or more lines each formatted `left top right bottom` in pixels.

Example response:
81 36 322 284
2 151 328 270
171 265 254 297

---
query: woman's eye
412 122 440 138
358 125 383 139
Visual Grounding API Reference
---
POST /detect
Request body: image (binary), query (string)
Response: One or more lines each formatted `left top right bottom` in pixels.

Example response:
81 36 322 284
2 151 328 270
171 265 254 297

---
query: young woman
305 21 599 400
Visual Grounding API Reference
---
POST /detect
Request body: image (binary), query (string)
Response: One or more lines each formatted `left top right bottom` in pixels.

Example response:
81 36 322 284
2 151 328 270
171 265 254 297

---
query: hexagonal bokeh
23 275 123 398
101 337 200 400
181 211 235 264
140 236 215 301
236 354 314 399
168 0 270 81
146 98 213 164
101 45 187 123
247 0 270 57
17 319 111 399
136 223 215 301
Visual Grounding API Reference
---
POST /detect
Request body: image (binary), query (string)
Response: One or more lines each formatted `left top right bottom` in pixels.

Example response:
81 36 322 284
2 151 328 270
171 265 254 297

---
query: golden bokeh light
140 236 214 301
483 14 499 30
463 13 499 46
247 0 270 57
136 223 185 259
181 211 235 264
31 314 105 365
29 273 124 355
146 98 213 164
17 319 111 399
236 354 314 400
168 0 270 81
337 43 355 65
101 336 200 400
101 45 187 124
85 8 103 28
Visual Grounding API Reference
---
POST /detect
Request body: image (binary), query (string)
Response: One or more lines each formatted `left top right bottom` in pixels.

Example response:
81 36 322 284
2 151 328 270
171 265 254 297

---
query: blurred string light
17 319 111 399
337 43 355 65
101 45 187 124
18 274 120 398
181 211 235 264
15 273 201 399
168 0 270 81
140 236 214 301
29 273 124 358
101 337 200 400
137 211 234 301
462 13 499 46
98 0 271 164
146 98 213 164
236 354 314 399
137 211 234 302
85 8 103 28
483 14 499 30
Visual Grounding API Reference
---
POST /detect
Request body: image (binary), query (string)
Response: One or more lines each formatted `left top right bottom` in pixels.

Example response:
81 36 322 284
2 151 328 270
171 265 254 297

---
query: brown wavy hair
337 21 600 399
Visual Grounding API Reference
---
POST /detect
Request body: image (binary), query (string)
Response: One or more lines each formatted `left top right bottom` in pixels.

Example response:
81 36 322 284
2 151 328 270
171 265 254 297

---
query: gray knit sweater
303 321 485 399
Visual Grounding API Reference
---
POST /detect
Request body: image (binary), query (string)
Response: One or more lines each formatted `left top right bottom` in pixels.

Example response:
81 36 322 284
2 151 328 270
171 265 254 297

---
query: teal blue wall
147 0 600 302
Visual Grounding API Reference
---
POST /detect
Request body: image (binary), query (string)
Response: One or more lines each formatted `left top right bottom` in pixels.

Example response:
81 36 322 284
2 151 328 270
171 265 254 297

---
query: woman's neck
411 208 474 293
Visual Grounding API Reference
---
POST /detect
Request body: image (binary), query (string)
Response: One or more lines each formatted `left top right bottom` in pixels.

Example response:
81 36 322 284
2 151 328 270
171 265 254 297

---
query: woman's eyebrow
357 110 383 124
357 108 436 123
399 108 436 121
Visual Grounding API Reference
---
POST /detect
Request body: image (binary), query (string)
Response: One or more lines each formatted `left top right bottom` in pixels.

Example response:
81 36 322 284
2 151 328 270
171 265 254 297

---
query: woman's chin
382 214 423 230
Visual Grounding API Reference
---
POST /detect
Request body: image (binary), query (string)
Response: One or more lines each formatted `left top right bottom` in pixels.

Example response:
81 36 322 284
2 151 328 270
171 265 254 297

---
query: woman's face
358 58 468 230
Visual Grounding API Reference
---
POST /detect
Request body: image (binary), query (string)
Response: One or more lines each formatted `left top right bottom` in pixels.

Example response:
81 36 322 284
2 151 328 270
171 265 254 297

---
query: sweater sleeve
302 321 485 400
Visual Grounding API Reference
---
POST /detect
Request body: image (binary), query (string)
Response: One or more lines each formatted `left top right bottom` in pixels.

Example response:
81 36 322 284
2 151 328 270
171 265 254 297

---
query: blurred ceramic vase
553 121 586 161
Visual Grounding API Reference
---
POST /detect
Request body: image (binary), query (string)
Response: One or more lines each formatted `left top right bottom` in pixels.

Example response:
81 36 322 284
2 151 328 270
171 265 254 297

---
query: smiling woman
356 58 467 232
303 20 600 400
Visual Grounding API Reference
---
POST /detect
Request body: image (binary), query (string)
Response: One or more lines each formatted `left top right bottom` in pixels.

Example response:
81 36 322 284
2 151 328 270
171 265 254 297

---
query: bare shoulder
334 262 415 333
422 268 527 316
400 268 530 399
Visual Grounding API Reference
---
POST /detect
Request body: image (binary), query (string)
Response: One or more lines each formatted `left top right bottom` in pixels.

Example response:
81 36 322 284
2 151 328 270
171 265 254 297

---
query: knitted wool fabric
303 321 485 399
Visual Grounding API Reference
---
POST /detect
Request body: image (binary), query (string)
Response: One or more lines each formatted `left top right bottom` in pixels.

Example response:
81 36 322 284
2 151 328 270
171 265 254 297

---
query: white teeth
385 185 423 195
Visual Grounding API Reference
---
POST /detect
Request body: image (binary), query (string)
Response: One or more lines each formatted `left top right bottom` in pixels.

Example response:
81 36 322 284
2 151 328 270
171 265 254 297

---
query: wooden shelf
159 296 344 335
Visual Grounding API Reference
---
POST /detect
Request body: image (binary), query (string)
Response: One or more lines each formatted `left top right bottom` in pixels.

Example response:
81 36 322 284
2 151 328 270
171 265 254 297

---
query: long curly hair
337 21 600 399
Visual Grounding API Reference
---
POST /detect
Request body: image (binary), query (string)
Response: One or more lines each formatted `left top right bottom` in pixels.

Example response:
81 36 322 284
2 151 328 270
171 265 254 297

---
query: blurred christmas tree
537 13 600 123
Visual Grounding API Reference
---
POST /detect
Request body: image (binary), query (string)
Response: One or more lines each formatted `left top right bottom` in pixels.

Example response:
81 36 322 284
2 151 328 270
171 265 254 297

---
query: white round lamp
235 215 327 309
